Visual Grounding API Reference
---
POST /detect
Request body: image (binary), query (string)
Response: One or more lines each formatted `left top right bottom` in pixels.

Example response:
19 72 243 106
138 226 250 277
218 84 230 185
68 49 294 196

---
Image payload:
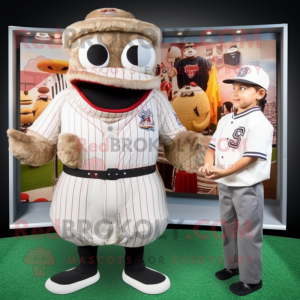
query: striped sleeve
154 90 186 144
243 124 273 161
29 89 68 143
208 140 216 151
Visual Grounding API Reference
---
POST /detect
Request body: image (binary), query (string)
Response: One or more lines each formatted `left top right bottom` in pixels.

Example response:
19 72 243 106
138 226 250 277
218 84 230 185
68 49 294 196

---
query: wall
1 1 299 238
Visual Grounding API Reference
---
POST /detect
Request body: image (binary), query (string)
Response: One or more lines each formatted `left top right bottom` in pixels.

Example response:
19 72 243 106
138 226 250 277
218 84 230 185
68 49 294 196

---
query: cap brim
223 79 267 90
223 79 257 85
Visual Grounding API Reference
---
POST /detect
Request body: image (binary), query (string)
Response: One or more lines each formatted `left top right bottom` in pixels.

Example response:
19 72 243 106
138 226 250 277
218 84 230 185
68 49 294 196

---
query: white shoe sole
122 267 170 294
45 269 100 294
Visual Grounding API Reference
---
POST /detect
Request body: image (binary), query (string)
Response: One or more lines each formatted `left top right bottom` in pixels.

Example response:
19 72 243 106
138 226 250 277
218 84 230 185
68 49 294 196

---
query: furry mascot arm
163 130 210 173
7 86 83 169
7 129 82 169
7 129 56 167
56 133 82 169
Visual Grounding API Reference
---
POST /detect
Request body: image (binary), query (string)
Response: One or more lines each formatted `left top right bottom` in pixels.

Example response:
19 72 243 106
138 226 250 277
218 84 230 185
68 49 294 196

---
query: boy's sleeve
243 123 274 161
154 90 186 144
28 90 67 144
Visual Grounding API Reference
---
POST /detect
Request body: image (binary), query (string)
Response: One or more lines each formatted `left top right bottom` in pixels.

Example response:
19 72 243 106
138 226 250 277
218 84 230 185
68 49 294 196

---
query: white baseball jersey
29 87 186 247
209 106 273 186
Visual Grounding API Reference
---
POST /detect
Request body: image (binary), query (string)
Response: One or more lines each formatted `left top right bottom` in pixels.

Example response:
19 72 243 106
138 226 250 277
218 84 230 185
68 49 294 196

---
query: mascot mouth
71 79 150 111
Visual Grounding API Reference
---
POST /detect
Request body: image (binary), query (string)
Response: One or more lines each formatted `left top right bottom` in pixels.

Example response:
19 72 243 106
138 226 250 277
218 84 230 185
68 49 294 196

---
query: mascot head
171 82 211 132
183 43 197 58
167 46 181 64
62 8 162 92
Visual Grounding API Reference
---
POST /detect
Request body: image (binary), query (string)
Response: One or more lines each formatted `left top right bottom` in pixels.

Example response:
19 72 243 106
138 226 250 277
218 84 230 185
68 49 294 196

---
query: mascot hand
188 133 211 172
57 133 82 169
163 131 211 173
7 128 56 166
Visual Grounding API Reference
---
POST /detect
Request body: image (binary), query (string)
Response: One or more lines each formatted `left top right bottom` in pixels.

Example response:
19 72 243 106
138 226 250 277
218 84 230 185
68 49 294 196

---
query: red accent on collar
71 80 151 113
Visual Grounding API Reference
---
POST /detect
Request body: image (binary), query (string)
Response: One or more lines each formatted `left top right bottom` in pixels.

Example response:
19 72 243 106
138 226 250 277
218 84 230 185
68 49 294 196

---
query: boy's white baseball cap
223 65 269 90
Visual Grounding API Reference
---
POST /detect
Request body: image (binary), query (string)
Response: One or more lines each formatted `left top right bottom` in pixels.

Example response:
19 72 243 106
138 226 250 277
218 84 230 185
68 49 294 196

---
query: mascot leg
45 245 100 294
122 246 170 294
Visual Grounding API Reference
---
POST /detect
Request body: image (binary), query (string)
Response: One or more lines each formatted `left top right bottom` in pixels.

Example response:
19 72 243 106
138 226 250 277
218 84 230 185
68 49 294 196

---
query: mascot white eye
78 38 109 71
121 39 156 74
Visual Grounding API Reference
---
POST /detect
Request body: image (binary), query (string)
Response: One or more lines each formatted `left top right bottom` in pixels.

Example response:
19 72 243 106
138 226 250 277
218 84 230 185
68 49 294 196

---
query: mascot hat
63 8 162 48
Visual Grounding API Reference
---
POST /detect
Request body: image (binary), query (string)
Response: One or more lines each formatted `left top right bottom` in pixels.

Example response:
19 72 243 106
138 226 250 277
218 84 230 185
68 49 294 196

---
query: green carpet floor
0 229 299 299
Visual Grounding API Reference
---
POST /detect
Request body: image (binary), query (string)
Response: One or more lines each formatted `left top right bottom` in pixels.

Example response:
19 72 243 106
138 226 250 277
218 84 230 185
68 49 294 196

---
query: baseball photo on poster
156 35 277 199
19 37 70 203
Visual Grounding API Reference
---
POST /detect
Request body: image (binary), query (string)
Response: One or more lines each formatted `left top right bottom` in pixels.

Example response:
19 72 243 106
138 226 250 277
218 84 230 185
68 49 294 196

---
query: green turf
0 229 299 299
21 159 63 192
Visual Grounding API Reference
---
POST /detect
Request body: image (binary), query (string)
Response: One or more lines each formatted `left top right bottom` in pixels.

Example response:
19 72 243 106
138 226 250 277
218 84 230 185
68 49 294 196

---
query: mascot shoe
122 267 170 294
45 267 100 294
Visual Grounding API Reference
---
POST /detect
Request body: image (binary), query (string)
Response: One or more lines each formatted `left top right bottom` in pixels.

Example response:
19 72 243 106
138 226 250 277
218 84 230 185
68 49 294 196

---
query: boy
199 65 274 296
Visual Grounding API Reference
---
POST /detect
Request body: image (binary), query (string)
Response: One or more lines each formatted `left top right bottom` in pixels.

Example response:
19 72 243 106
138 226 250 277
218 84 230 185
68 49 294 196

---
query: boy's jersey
209 106 274 186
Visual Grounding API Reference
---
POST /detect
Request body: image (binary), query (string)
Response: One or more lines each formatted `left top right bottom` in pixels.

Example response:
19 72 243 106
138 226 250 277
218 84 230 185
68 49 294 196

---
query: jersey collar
233 106 261 119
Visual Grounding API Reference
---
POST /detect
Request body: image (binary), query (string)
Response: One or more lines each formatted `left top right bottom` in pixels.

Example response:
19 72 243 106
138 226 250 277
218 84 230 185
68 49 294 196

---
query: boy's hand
199 163 215 176
204 169 227 179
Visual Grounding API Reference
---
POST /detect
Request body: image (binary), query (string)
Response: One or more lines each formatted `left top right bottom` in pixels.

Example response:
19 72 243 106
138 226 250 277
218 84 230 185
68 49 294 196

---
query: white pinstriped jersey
209 106 273 187
29 87 186 247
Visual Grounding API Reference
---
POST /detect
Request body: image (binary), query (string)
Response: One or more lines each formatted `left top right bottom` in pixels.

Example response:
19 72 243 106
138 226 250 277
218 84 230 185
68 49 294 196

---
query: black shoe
45 268 100 294
229 280 263 296
122 267 170 294
45 245 99 294
215 268 239 280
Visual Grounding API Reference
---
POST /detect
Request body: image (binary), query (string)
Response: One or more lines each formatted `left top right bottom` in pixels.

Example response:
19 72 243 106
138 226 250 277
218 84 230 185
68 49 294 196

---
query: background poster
157 36 277 199
18 35 277 201
19 41 70 203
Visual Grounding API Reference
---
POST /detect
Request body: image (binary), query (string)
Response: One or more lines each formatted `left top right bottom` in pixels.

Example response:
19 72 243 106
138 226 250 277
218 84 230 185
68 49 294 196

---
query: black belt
63 164 156 180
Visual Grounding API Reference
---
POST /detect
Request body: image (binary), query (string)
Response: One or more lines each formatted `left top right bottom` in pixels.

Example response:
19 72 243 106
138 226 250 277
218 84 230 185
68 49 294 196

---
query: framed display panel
158 29 277 196
9 26 68 229
160 24 287 230
8 24 287 230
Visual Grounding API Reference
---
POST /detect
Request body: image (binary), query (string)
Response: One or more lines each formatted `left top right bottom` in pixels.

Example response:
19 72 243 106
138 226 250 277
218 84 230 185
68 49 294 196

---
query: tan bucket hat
62 8 162 48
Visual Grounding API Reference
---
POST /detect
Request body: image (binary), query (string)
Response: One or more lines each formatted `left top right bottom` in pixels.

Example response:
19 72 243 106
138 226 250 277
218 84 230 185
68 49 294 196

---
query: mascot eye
78 38 109 71
121 39 156 74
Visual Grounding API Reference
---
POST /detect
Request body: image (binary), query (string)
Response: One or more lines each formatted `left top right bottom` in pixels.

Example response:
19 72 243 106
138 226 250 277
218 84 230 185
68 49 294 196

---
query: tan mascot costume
7 8 208 295
171 82 211 193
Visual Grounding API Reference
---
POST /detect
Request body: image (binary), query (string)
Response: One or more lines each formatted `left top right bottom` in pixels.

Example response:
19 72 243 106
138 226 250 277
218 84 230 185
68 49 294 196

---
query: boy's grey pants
218 182 264 284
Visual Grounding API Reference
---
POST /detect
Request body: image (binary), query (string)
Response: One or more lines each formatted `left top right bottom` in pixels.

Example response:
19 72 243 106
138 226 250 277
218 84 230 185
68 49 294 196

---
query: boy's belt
63 164 156 180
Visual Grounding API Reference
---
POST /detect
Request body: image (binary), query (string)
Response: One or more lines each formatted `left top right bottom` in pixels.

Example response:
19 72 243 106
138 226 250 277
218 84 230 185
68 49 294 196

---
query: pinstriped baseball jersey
29 87 186 247
208 106 273 186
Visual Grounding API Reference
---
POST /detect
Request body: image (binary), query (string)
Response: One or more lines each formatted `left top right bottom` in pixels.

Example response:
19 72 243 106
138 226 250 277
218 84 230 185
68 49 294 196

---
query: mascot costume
7 8 208 295
171 82 211 193
169 42 211 91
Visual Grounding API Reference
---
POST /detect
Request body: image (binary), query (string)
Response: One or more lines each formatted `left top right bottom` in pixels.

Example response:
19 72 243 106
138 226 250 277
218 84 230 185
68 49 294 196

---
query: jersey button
221 156 224 158
107 133 116 139
231 122 233 124
108 125 113 131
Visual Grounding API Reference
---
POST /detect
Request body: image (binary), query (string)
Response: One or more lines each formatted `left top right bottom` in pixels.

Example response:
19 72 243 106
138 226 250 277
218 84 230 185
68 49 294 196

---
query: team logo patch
100 9 118 16
138 109 155 131
184 64 199 78
236 67 250 78
174 112 182 125
229 126 246 149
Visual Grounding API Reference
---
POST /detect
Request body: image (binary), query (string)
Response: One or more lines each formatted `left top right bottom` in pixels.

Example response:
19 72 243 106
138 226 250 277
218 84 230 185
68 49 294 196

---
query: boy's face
232 82 265 113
